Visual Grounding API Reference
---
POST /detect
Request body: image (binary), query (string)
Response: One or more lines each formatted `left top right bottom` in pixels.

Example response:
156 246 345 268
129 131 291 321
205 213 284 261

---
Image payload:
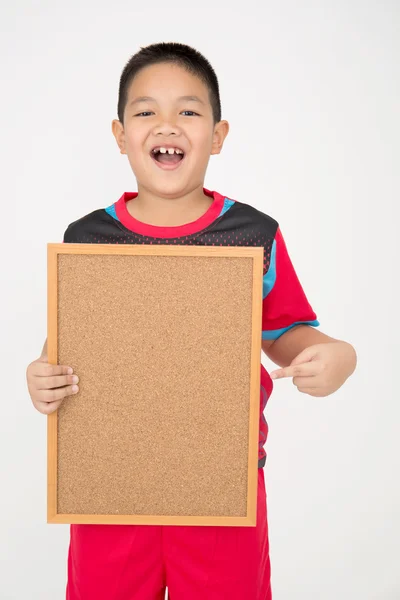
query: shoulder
63 208 117 243
224 197 280 238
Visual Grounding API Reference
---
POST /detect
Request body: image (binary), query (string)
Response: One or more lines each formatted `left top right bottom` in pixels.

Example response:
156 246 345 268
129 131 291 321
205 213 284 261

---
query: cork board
47 243 263 526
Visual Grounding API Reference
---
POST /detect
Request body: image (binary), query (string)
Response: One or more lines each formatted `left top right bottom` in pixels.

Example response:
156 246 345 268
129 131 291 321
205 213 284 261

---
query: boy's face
112 63 229 198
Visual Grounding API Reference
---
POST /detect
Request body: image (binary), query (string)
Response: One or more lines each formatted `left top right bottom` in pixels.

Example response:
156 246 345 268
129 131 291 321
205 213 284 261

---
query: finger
270 362 317 380
37 385 79 404
290 345 320 366
31 363 73 377
293 376 319 389
35 374 79 391
35 398 64 415
297 387 327 397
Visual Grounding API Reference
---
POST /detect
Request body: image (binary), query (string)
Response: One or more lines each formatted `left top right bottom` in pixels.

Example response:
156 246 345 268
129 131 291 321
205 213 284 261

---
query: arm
262 325 357 396
262 324 339 367
260 227 357 395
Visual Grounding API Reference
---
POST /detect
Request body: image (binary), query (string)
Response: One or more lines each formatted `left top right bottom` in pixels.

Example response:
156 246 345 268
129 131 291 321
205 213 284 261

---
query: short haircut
117 42 222 125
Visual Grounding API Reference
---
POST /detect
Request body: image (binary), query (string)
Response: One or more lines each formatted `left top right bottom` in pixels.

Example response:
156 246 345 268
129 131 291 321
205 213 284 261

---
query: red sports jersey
63 187 319 467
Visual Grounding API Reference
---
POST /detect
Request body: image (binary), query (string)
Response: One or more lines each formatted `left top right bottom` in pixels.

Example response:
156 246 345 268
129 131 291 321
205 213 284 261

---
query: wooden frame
47 243 263 526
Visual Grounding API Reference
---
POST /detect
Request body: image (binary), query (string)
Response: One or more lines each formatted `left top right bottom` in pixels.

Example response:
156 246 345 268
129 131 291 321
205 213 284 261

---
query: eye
134 110 199 117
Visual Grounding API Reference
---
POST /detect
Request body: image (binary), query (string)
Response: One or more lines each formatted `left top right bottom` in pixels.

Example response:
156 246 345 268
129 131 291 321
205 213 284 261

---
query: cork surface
56 253 254 517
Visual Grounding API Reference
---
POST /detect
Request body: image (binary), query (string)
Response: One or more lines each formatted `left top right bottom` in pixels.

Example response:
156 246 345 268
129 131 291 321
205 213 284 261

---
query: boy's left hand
269 342 356 397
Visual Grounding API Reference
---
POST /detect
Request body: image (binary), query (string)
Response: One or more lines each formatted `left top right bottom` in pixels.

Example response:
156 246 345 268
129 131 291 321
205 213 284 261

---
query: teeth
153 147 184 155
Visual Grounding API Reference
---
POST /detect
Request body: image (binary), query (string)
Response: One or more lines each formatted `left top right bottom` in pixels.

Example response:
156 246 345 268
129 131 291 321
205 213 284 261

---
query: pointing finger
270 362 317 380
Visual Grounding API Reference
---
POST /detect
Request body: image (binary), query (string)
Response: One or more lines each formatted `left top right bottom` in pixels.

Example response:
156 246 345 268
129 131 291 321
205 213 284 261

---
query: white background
2 1 399 598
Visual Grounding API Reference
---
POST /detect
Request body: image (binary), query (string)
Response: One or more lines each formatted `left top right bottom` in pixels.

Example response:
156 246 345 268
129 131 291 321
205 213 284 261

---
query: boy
26 42 357 600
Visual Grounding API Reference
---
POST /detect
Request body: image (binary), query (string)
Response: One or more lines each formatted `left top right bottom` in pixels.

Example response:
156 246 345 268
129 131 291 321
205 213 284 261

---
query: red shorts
66 468 271 599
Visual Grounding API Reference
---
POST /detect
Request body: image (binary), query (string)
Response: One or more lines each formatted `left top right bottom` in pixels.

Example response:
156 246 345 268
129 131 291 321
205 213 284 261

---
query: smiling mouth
150 148 185 170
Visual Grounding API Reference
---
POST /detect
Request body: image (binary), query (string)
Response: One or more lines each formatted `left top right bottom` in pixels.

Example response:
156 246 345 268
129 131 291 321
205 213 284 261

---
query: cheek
124 124 145 148
125 133 142 152
125 134 148 166
191 130 214 158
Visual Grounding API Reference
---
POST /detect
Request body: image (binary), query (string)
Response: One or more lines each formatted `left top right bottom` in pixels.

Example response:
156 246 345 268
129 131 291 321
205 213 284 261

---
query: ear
211 120 229 155
111 119 127 155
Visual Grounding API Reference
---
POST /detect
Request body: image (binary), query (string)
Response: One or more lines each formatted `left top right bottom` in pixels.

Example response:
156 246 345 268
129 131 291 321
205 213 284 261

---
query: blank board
47 243 263 526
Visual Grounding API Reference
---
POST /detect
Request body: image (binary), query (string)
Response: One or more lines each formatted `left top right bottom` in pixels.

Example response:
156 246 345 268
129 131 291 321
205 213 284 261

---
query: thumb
290 345 319 366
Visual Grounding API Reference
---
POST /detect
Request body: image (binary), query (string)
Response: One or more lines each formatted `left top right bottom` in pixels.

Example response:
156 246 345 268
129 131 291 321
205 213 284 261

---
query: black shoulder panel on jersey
207 201 279 239
63 209 119 243
62 200 279 275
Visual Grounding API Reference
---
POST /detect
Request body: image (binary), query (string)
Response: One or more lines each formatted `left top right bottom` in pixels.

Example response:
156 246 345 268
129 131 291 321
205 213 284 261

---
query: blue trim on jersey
105 204 119 221
262 320 320 340
263 239 276 299
219 198 235 217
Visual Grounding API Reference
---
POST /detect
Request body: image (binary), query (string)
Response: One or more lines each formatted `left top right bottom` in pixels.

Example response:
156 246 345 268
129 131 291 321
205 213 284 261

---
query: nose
153 116 181 137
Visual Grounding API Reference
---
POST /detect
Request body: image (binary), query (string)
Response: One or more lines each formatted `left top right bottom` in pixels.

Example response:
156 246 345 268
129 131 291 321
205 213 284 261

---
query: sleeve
63 222 79 243
262 227 320 340
63 225 72 243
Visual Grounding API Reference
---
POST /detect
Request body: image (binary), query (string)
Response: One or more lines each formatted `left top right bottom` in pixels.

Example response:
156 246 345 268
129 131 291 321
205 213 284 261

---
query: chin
149 180 189 198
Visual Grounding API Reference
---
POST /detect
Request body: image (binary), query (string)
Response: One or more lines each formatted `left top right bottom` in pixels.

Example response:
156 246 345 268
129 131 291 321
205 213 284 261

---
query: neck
127 184 213 227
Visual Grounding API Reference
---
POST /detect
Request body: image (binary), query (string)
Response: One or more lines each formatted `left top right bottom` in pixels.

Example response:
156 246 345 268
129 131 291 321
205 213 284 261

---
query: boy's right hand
26 353 79 415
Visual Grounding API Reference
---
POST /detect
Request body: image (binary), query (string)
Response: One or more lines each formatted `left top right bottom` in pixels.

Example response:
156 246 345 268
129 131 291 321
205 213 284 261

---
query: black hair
117 42 222 126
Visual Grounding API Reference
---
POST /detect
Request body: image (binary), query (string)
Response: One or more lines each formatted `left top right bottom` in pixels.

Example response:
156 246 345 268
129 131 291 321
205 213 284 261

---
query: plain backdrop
2 1 399 598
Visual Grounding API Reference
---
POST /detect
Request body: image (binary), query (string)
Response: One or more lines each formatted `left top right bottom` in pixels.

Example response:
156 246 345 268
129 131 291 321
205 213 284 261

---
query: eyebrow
129 95 205 106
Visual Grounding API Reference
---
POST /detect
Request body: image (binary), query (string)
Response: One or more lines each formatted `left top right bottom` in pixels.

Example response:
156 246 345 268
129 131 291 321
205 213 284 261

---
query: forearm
265 325 341 367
